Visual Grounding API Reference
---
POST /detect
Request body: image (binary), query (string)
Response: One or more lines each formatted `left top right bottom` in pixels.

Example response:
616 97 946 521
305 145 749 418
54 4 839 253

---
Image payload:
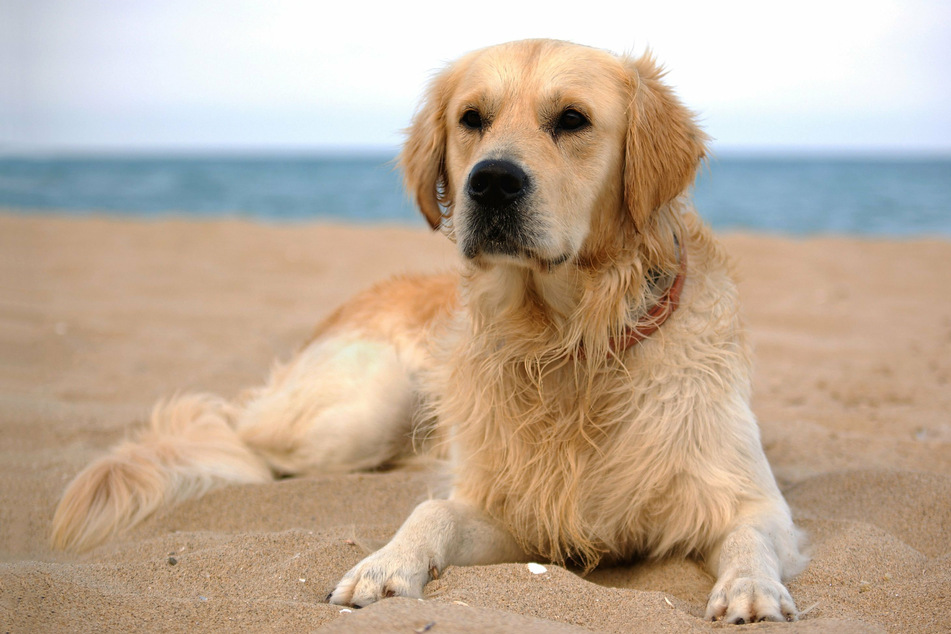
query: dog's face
401 39 706 271
442 43 630 269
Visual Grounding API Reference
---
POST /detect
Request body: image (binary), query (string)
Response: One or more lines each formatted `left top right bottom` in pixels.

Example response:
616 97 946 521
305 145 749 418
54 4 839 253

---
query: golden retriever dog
52 39 807 624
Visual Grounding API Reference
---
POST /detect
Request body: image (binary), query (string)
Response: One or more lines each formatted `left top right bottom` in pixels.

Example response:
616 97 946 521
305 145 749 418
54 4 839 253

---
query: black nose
466 159 529 208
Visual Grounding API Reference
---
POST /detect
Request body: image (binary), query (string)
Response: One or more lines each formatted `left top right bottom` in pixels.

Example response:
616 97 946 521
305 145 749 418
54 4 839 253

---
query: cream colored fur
52 40 807 624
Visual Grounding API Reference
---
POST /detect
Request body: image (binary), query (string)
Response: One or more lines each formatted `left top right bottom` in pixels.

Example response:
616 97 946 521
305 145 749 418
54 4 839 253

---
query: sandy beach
1 212 949 633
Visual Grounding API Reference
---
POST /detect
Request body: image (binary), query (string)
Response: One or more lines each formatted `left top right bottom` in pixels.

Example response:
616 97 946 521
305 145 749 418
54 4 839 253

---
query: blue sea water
0 154 949 235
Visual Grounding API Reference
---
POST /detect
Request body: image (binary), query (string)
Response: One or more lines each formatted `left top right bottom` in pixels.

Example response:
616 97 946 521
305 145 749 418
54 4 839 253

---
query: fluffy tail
51 394 272 552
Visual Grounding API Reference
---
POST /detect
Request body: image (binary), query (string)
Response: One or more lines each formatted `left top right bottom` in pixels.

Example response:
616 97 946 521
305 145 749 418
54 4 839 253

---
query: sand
1 212 949 633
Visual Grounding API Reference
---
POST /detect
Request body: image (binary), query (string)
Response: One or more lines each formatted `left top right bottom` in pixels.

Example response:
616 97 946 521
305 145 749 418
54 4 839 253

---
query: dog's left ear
399 66 456 230
622 54 708 230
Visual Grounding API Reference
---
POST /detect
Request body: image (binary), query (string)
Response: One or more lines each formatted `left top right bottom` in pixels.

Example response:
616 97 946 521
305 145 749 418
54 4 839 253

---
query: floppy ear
622 54 708 231
399 67 455 230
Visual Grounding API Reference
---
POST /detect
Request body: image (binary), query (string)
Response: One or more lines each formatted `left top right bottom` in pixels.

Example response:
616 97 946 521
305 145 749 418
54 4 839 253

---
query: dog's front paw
327 546 435 608
704 574 798 624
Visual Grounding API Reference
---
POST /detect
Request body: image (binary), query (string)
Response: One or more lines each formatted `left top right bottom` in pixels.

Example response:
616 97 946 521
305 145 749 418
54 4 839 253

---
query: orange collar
609 242 687 353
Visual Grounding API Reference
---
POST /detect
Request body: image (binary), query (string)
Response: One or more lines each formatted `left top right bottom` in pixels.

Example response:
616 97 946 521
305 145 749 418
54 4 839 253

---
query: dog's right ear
399 67 455 230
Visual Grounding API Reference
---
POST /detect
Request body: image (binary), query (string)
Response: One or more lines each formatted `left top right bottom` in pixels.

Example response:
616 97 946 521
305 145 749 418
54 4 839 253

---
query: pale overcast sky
2 0 949 154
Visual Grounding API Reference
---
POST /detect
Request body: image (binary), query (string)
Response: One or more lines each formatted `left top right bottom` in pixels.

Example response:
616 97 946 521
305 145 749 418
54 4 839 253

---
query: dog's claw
705 574 798 625
328 545 431 608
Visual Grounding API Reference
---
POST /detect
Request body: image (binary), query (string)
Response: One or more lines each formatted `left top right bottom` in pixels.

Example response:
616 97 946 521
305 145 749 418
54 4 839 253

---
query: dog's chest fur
430 220 758 569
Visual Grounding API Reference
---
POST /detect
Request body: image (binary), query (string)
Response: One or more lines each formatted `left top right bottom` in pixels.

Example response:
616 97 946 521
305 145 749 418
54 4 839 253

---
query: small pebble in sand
167 557 178 566
527 563 547 574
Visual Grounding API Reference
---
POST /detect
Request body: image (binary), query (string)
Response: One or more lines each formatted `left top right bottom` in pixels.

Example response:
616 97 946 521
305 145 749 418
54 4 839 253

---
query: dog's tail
51 393 272 552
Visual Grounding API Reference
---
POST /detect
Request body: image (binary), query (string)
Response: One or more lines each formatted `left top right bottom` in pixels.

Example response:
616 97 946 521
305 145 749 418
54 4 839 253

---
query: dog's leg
704 499 807 624
237 336 419 475
328 498 527 607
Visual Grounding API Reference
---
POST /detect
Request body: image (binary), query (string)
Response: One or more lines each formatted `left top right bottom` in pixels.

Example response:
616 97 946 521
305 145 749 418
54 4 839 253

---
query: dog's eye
556 109 589 132
460 109 484 130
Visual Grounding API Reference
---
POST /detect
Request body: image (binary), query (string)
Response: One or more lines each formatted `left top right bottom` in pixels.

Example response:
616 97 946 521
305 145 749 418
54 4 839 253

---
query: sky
2 0 949 155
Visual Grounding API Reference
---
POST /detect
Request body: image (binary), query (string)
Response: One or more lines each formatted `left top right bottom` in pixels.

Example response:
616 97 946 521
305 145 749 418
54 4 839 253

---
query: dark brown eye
461 109 483 130
556 109 589 132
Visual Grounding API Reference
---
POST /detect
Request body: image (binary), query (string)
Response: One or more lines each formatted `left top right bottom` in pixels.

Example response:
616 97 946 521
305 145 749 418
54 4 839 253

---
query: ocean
1 154 949 235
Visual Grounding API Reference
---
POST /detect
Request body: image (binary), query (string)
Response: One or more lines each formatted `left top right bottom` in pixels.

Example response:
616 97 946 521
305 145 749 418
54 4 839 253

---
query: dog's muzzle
461 159 535 259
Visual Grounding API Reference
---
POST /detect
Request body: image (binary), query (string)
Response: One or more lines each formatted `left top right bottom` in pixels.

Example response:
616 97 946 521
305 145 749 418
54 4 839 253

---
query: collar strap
609 240 687 353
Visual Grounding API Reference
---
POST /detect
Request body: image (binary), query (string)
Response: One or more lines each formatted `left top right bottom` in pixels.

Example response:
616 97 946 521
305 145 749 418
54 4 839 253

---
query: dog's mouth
529 250 572 270
462 229 572 271
462 229 526 260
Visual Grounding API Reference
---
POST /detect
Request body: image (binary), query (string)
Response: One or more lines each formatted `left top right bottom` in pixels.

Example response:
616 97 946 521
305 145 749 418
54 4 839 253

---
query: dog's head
400 39 706 271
